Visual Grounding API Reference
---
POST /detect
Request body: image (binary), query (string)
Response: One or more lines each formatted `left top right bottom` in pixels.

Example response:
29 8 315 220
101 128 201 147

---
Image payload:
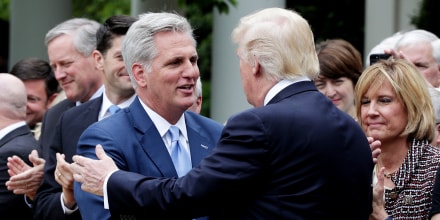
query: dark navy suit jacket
33 96 102 220
0 125 40 219
38 99 75 159
75 97 224 219
105 81 374 219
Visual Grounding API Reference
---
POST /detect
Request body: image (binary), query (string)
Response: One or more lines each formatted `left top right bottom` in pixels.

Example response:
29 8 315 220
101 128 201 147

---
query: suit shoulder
185 111 223 128
43 99 75 121
1 127 39 157
63 97 101 115
49 99 75 113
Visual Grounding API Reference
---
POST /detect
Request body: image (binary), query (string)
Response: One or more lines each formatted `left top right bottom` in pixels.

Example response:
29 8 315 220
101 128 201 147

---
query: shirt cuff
103 169 118 209
24 195 32 208
60 192 78 214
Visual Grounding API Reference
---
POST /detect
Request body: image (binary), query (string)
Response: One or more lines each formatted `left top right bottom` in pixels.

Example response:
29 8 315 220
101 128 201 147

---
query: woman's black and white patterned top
384 139 440 220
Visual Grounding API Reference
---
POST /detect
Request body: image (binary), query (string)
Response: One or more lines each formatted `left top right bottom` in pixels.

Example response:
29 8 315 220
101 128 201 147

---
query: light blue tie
107 105 121 115
168 125 191 177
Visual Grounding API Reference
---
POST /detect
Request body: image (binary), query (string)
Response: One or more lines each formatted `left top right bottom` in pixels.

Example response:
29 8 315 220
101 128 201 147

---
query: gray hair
195 77 202 98
432 39 440 66
395 29 440 65
395 29 439 49
45 18 100 57
122 12 195 89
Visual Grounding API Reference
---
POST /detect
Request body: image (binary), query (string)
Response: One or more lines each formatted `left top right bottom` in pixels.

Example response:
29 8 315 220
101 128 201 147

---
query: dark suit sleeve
106 111 267 217
38 100 74 160
33 114 81 220
0 127 39 219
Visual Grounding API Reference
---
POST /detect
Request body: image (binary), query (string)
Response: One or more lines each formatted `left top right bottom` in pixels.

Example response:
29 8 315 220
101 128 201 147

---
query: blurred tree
411 0 440 37
0 0 8 20
287 0 365 57
72 0 131 22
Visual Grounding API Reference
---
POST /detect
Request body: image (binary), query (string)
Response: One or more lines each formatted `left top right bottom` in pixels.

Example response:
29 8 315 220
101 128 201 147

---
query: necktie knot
107 105 121 115
169 125 180 142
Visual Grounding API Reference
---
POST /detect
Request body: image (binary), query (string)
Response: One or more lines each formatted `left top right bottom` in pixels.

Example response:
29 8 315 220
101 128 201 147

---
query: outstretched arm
72 144 118 196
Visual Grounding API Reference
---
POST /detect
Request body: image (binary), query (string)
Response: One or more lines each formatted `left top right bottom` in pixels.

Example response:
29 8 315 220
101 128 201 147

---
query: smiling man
10 57 60 139
73 12 223 220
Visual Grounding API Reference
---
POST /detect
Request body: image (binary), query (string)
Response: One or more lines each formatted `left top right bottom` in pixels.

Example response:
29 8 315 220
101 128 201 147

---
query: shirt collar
0 121 27 140
99 88 136 121
138 99 188 142
263 77 310 106
76 84 105 106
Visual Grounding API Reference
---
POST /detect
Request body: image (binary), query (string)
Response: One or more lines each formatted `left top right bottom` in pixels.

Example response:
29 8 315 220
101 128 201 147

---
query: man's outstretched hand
71 144 118 196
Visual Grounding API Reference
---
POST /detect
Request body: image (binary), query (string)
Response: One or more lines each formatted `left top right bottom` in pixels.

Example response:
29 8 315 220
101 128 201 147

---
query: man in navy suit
0 74 40 219
73 8 373 219
29 15 138 220
73 12 223 220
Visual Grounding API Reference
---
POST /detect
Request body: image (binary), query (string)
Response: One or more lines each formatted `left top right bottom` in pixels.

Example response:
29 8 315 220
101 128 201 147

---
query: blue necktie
107 105 121 115
168 125 191 177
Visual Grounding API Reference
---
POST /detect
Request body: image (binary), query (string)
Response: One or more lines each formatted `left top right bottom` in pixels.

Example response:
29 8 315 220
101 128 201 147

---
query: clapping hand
6 150 45 200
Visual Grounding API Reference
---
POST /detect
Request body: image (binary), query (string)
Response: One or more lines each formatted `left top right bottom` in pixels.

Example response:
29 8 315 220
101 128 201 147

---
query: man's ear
252 60 261 75
92 50 104 71
132 63 146 86
46 93 59 108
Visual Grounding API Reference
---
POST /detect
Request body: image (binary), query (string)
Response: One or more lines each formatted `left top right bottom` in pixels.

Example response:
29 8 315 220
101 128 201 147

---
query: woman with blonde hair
356 58 440 219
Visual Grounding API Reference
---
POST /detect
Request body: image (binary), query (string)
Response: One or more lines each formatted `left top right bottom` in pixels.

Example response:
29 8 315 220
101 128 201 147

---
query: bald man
0 73 41 218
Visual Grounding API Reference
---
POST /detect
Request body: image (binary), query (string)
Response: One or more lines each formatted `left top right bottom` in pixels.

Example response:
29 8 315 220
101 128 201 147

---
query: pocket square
200 144 208 149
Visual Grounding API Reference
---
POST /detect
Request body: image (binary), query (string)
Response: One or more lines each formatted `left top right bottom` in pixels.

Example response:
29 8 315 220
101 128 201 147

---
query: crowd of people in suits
3 6 440 220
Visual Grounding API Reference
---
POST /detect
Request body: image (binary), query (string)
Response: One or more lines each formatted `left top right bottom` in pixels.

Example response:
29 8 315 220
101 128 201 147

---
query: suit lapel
185 113 213 166
127 98 178 177
76 96 102 130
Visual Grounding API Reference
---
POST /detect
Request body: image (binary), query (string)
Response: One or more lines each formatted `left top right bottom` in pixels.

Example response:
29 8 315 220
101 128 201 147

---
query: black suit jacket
39 99 75 159
0 125 40 219
107 81 374 219
33 97 101 220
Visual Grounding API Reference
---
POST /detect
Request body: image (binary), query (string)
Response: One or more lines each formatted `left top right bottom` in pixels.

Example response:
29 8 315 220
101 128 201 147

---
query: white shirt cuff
60 192 78 214
103 170 118 209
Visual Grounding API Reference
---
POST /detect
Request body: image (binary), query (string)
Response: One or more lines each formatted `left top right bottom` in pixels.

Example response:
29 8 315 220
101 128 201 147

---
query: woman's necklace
376 162 399 179
384 170 396 178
